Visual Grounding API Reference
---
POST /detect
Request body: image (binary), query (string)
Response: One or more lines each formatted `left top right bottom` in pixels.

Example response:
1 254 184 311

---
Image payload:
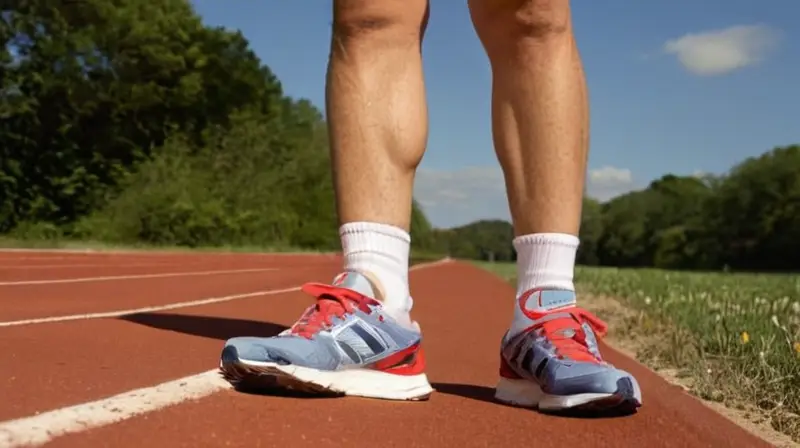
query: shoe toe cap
222 336 336 369
547 362 639 396
223 336 293 365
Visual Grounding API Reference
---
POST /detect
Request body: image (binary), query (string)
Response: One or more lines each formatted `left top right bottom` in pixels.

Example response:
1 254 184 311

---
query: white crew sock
513 232 579 312
339 221 412 322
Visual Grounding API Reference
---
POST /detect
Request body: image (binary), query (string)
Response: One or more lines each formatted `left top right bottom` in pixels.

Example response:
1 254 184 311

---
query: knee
469 0 571 42
332 0 429 47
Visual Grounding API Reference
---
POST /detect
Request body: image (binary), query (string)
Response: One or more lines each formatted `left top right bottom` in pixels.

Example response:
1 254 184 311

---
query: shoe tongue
331 271 377 299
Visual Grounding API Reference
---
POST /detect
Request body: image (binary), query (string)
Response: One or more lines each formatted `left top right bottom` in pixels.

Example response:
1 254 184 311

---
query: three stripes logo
333 319 389 364
504 332 551 382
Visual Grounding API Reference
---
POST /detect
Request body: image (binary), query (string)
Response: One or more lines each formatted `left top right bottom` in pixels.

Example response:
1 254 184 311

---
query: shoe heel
494 377 544 408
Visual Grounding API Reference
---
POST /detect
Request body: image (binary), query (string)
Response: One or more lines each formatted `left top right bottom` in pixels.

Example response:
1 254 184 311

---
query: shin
469 0 586 303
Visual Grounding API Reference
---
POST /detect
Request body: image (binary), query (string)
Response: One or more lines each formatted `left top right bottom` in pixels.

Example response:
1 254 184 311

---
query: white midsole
235 358 434 400
494 377 614 410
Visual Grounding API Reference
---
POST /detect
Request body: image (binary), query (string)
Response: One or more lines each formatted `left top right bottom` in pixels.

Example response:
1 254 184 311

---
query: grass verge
475 261 800 445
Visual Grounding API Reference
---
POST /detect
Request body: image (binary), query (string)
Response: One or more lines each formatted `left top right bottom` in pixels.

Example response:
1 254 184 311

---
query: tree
703 145 800 271
577 197 602 265
0 0 281 231
435 220 514 261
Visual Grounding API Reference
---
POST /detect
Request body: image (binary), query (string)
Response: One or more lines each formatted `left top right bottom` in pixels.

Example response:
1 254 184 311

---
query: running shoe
496 288 642 412
219 271 433 400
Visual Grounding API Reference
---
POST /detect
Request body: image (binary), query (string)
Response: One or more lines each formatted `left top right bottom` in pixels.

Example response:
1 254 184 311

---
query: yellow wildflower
793 341 800 355
740 331 750 344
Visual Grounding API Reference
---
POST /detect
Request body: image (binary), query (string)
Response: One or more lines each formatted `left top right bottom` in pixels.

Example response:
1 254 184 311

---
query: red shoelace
525 307 609 363
287 282 379 339
286 282 609 365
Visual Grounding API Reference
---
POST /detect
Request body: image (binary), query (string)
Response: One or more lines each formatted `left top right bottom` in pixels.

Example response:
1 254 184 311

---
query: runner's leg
327 0 431 325
219 0 434 401
468 0 642 412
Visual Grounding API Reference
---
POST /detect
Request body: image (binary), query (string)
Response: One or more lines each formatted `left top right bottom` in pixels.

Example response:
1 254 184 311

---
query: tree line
1 0 434 250
2 1 797 272
435 144 800 272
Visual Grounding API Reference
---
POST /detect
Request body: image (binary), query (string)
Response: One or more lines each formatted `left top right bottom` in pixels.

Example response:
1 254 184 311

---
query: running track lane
0 263 339 322
0 256 772 447
0 252 338 282
0 267 341 420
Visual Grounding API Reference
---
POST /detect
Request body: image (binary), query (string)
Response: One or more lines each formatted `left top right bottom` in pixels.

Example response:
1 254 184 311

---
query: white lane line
0 263 189 270
0 370 230 448
0 268 278 286
0 287 301 328
0 258 452 329
0 258 452 447
0 248 336 257
0 248 101 254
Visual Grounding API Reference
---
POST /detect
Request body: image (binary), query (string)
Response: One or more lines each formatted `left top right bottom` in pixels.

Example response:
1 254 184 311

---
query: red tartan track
0 250 773 447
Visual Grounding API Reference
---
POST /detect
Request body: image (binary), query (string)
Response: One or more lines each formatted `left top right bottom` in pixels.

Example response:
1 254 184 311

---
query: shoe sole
495 376 642 414
219 345 434 401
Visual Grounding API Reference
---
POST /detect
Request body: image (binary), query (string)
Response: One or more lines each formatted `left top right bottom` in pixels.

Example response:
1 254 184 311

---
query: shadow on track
118 312 288 341
120 313 337 399
431 382 637 418
431 382 496 403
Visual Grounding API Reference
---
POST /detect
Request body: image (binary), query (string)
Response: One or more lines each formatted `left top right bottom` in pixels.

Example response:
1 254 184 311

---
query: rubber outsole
219 345 433 401
219 345 641 413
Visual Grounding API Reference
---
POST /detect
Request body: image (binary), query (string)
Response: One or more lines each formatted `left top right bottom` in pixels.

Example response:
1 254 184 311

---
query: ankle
340 221 412 314
513 232 579 309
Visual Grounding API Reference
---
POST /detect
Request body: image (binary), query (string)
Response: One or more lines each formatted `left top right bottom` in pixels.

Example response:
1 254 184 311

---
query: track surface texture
0 250 774 447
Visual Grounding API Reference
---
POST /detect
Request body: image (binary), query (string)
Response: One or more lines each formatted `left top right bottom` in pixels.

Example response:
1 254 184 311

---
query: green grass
476 261 800 442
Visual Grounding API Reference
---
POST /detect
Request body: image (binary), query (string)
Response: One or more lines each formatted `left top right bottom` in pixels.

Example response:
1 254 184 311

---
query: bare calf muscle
327 0 430 229
469 0 586 236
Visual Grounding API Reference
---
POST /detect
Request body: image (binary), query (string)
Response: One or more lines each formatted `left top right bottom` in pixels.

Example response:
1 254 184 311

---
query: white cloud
663 24 780 76
414 167 508 228
413 165 636 228
588 166 634 201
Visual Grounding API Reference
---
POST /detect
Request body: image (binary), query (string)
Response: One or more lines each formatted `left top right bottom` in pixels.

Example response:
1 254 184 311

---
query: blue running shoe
219 271 433 400
496 288 643 412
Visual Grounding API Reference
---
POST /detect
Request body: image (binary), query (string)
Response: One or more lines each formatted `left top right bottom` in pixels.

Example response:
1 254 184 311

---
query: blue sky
192 0 799 228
